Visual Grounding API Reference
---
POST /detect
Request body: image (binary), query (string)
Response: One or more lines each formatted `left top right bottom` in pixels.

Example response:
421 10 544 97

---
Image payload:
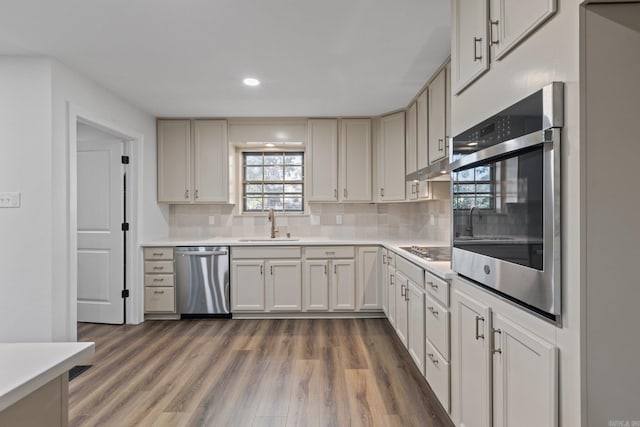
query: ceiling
0 0 451 118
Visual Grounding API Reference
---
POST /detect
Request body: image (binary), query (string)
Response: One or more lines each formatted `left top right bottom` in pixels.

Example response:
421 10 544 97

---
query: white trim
67 102 145 335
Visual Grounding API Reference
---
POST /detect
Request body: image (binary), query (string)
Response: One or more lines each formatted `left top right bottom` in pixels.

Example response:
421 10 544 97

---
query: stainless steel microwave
450 82 563 322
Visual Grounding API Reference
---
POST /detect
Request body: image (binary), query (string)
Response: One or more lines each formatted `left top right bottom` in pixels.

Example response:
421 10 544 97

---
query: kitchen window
242 151 304 212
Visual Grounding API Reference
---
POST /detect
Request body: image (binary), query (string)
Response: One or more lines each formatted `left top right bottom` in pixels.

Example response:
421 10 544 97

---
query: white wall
0 58 54 341
0 56 168 342
450 2 582 426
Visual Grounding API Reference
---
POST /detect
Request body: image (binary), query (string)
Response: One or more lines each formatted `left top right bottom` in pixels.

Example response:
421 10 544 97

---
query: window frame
239 150 306 214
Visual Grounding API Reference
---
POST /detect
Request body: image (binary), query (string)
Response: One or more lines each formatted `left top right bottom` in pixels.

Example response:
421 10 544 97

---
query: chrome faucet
268 208 278 238
466 205 480 236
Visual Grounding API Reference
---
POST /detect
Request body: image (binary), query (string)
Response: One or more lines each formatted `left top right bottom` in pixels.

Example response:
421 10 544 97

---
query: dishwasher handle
176 249 228 256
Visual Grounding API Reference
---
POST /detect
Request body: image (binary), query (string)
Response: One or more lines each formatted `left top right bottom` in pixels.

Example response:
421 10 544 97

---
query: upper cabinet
451 0 489 94
378 112 406 202
416 90 429 170
452 0 557 94
405 102 418 175
307 119 339 202
428 68 447 164
157 119 229 204
340 119 372 202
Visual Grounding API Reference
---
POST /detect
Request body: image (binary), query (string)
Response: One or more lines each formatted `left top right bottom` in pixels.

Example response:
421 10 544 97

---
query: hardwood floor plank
71 319 453 427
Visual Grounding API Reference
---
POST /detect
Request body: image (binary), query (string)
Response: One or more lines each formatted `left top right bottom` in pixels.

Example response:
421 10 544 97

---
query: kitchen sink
237 238 300 242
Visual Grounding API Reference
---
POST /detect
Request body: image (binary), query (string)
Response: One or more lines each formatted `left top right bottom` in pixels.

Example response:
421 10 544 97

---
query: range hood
405 156 451 181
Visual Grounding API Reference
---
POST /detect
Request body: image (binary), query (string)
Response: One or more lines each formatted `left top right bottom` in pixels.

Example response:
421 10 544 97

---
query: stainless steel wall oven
450 82 563 322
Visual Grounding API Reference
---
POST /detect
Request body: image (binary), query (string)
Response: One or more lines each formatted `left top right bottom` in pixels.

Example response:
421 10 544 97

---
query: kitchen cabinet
452 0 556 94
377 112 406 202
143 247 176 314
407 280 426 375
394 271 409 347
303 246 355 311
382 250 397 325
307 119 339 202
405 102 417 175
490 0 557 61
157 119 229 204
357 246 382 310
428 68 447 164
416 90 429 170
451 0 490 94
231 247 302 312
453 289 557 427
340 119 372 202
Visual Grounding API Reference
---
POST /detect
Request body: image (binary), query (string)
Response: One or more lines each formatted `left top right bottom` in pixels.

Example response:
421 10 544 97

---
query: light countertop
0 342 95 412
142 237 453 279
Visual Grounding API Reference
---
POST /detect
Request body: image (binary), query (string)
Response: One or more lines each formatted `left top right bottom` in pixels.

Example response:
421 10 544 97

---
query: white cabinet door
378 112 406 202
492 313 558 427
157 119 192 203
407 280 426 375
193 119 228 203
387 265 397 327
268 260 302 311
231 260 265 311
452 0 490 94
307 119 339 202
340 119 372 202
405 101 418 175
304 260 329 311
358 247 381 310
455 290 492 427
381 250 389 316
394 272 409 347
428 69 447 164
416 90 429 170
331 259 355 310
490 0 557 60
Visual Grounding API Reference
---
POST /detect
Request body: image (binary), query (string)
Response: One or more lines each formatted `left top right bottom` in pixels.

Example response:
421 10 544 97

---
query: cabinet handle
415 182 420 194
405 289 409 301
438 138 444 151
427 281 438 290
325 251 335 255
334 264 337 274
427 353 439 366
270 265 273 275
153 278 164 282
152 252 163 256
334 188 337 198
390 274 395 286
475 316 485 340
185 189 189 199
492 329 502 354
400 284 406 297
195 189 199 199
153 290 165 295
260 265 263 275
473 37 482 61
490 20 500 46
411 183 416 195
152 266 164 270
427 306 439 318
343 188 347 198
380 188 384 197
382 254 387 264
324 264 327 275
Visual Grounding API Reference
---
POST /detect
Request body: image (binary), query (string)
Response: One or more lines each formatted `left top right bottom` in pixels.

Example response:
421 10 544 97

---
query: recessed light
264 143 275 147
467 142 478 146
243 78 260 87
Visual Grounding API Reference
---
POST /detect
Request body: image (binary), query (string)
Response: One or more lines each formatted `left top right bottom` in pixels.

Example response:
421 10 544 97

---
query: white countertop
142 237 454 279
0 342 95 412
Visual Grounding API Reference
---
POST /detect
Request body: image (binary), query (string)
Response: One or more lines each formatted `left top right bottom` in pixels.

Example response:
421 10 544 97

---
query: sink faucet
466 205 481 236
268 208 278 238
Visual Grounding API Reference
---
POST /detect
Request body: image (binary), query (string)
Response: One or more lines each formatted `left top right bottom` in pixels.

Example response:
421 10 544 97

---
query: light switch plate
208 215 215 225
336 215 343 225
0 192 20 208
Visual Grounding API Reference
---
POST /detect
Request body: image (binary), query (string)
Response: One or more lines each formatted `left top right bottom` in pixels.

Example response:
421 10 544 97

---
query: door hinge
121 289 129 298
121 222 130 231
121 155 130 164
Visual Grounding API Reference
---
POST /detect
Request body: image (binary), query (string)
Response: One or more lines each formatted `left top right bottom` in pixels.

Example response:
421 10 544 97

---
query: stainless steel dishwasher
175 246 230 317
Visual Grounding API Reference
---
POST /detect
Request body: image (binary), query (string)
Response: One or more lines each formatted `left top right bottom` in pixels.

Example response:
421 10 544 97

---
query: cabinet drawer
396 256 424 287
144 260 174 274
425 293 450 360
144 247 174 260
425 339 450 412
144 287 175 312
144 274 175 287
232 246 301 259
425 270 449 306
305 246 355 259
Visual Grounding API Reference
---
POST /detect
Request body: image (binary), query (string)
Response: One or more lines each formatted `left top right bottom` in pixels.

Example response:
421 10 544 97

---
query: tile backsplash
169 199 451 243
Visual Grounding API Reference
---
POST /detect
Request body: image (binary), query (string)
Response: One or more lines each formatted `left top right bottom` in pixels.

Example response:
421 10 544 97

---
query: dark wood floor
71 319 453 427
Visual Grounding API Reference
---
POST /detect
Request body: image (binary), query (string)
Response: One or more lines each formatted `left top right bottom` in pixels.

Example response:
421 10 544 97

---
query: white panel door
358 246 381 310
428 69 447 164
416 90 429 170
304 260 329 311
387 266 397 327
268 260 302 311
307 119 339 202
157 119 191 202
77 139 124 324
394 272 409 347
379 112 406 202
407 280 426 374
331 260 355 310
231 260 265 311
452 0 490 94
194 119 228 203
340 119 372 202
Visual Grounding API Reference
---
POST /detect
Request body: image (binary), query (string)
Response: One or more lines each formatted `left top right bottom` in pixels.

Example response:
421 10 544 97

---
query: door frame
68 103 144 332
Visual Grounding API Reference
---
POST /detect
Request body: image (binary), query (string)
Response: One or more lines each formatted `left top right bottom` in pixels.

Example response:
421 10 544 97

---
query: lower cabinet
454 289 558 427
332 260 356 310
143 247 176 314
268 260 302 311
231 260 266 311
407 281 426 375
357 246 382 310
394 271 409 347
